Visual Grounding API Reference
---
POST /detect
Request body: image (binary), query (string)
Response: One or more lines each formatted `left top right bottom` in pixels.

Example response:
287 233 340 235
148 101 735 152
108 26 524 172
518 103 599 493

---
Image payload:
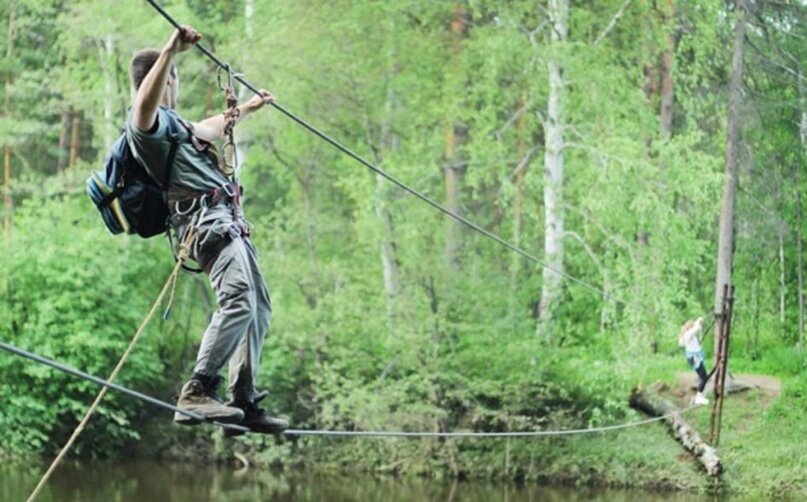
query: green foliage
0 173 175 456
1 0 806 495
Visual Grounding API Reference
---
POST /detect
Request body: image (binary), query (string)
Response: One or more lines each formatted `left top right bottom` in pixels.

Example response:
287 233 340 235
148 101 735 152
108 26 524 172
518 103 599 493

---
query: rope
217 64 240 176
144 0 624 307
284 405 701 437
0 341 250 433
0 340 702 440
24 228 198 502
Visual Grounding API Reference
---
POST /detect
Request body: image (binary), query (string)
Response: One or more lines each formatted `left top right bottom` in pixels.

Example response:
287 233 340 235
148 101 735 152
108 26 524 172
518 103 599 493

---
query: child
678 317 710 405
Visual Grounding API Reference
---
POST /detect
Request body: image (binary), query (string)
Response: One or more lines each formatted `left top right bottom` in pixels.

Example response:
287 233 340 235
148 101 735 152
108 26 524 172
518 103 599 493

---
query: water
0 461 710 501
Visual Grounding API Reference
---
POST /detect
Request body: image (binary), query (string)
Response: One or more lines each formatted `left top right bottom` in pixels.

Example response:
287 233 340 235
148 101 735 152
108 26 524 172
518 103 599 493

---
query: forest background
1 0 806 496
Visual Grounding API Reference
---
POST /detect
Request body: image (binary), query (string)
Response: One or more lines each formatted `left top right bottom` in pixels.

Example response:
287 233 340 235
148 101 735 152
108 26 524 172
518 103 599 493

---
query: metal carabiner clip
216 64 233 92
173 198 197 216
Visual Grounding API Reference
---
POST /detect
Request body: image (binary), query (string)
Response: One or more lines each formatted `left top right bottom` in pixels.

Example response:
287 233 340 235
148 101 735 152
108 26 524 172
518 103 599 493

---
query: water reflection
0 461 711 501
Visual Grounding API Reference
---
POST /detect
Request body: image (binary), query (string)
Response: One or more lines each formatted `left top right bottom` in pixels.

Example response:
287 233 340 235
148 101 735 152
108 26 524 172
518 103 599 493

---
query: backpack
86 111 182 238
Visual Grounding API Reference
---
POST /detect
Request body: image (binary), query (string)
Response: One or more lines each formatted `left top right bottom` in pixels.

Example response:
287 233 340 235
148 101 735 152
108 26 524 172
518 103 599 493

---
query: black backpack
86 112 182 238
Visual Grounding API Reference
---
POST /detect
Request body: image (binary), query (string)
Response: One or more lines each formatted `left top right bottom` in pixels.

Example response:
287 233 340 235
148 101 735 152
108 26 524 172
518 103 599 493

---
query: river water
1 461 710 501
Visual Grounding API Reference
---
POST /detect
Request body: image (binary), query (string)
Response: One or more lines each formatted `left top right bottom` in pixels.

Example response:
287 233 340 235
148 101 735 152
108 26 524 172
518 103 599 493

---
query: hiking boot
223 394 288 437
173 377 245 426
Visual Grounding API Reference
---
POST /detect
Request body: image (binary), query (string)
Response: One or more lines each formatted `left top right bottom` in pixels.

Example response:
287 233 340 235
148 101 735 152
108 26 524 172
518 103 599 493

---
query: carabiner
217 64 233 92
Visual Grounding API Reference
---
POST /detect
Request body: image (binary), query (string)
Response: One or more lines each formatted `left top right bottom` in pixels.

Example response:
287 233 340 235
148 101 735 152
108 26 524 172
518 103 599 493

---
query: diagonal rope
0 340 703 440
144 0 625 307
23 228 200 502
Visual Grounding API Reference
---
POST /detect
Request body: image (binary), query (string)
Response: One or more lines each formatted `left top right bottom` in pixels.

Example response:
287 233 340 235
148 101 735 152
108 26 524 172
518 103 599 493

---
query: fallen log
629 387 722 477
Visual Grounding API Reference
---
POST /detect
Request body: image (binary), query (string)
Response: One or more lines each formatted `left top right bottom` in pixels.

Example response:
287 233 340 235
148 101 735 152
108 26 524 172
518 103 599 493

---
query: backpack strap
162 110 183 189
97 185 123 209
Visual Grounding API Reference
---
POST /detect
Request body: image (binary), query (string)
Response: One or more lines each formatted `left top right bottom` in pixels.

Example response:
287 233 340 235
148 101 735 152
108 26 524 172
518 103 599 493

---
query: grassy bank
126 348 806 498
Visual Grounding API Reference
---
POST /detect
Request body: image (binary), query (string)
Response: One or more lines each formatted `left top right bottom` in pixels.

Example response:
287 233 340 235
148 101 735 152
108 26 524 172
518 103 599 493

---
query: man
127 25 287 435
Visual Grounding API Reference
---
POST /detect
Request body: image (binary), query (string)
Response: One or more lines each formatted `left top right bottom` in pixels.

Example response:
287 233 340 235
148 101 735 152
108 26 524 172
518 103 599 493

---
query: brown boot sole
174 408 245 426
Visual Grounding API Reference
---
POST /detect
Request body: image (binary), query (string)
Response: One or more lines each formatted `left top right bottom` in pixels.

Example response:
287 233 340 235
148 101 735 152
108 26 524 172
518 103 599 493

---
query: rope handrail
0 340 702 440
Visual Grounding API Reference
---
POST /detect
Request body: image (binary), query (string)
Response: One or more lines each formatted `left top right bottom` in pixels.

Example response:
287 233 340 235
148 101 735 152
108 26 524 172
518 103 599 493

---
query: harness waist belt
168 182 242 215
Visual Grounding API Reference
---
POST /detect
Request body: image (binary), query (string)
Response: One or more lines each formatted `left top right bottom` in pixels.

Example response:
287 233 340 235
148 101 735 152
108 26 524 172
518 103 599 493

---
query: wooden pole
710 284 734 446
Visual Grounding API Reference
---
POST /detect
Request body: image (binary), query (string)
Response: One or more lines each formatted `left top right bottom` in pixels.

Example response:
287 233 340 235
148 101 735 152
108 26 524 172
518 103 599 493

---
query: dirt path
674 372 782 398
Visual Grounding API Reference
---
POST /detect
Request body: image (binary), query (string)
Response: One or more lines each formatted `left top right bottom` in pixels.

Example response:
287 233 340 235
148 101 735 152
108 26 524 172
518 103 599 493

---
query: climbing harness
167 180 248 274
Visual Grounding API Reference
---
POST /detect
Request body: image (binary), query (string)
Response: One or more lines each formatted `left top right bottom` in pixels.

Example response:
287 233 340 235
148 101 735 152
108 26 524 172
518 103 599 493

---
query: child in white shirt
678 317 710 405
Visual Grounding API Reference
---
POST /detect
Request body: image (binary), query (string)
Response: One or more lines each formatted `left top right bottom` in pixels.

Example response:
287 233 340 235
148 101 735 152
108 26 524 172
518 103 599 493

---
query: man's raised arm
131 25 201 132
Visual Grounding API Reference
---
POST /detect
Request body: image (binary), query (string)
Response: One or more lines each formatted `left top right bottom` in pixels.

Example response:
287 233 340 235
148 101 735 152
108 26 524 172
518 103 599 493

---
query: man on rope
127 25 287 435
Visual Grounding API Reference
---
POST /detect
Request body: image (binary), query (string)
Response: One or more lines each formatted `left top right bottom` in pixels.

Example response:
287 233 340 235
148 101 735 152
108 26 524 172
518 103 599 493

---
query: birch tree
537 0 568 342
374 11 401 333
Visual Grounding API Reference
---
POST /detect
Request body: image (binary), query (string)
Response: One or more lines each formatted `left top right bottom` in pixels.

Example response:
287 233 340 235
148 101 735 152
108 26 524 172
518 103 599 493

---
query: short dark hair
129 49 176 90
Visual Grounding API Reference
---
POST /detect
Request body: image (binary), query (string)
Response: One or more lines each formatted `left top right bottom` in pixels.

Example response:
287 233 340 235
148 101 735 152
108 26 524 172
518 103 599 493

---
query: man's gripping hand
244 90 275 113
165 25 201 54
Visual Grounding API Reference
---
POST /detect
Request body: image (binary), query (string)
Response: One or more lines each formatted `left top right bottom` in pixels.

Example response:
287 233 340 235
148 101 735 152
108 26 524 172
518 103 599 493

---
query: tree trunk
2 146 9 238
68 112 81 168
3 2 16 238
629 387 722 476
301 160 321 308
444 4 467 268
376 174 400 333
234 0 254 177
714 0 746 356
56 106 72 173
779 224 786 325
99 34 115 147
797 182 804 357
659 0 676 139
509 95 528 318
798 66 807 358
537 0 568 342
376 18 401 333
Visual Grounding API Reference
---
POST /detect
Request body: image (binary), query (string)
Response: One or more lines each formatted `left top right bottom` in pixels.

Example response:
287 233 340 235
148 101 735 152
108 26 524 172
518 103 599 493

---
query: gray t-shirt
126 107 229 196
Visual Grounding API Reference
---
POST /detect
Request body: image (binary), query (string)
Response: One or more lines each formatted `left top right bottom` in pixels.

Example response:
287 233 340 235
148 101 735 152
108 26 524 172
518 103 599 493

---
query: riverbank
5 346 803 498
124 354 805 498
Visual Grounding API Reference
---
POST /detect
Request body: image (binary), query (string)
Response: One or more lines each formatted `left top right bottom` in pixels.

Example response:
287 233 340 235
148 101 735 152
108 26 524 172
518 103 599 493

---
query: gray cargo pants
175 204 271 404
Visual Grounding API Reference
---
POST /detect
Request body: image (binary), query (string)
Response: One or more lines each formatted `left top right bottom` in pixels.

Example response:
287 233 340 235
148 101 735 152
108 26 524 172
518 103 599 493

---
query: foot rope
0 340 701 441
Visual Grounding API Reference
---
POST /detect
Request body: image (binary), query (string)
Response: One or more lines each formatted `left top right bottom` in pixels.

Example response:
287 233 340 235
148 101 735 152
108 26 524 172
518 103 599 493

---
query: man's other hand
245 90 275 112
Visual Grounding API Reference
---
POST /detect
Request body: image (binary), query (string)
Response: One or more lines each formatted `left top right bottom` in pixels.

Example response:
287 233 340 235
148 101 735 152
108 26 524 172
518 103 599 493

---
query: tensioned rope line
0 341 702 439
144 0 627 308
